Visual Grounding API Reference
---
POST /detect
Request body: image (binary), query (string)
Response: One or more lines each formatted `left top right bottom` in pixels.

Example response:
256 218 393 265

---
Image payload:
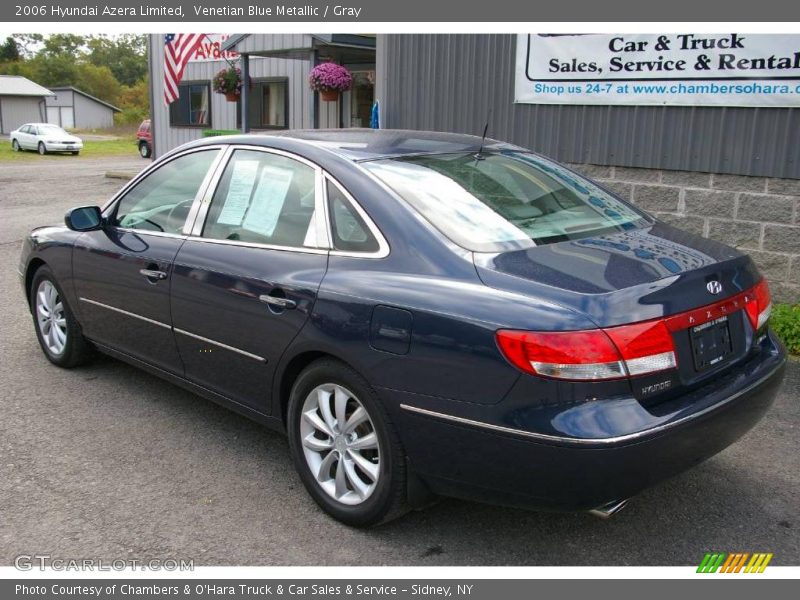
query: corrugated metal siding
73 93 115 129
233 33 314 54
46 90 73 108
0 96 46 133
150 34 314 158
379 34 800 179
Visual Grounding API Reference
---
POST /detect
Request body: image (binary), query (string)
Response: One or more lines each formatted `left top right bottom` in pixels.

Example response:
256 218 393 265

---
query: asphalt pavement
0 156 798 566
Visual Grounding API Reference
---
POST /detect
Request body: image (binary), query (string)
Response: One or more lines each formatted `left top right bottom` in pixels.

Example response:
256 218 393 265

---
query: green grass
1 137 139 162
772 303 800 356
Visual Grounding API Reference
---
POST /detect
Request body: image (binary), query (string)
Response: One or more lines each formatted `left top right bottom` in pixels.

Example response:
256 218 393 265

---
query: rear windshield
363 152 649 252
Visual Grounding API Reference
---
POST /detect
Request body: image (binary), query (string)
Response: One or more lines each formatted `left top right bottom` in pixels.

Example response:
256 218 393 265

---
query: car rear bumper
386 333 786 511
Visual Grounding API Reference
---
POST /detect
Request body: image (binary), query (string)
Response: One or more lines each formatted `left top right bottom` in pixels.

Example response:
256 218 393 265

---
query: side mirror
65 206 103 232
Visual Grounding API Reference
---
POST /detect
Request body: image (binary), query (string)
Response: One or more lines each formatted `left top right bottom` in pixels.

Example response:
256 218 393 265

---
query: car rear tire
38 142 47 155
287 358 408 527
30 266 92 368
139 142 152 158
11 139 20 152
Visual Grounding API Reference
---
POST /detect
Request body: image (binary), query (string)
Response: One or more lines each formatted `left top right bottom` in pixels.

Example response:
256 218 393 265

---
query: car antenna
474 109 492 161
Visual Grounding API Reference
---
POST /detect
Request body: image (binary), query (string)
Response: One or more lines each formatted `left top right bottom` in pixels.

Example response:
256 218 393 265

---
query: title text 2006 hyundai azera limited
19 130 786 526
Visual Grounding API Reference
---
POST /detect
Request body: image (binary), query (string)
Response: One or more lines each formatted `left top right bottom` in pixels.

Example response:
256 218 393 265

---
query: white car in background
9 123 83 155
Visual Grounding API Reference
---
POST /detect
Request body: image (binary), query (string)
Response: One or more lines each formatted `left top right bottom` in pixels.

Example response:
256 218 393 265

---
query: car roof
185 128 526 162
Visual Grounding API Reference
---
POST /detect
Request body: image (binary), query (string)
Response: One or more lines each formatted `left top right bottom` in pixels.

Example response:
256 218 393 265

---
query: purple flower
308 63 353 92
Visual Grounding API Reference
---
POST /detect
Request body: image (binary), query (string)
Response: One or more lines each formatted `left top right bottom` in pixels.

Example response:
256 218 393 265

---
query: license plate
690 315 733 371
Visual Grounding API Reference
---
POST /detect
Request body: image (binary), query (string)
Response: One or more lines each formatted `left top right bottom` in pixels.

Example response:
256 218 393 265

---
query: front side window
169 83 211 127
113 150 219 233
202 149 319 248
363 152 649 252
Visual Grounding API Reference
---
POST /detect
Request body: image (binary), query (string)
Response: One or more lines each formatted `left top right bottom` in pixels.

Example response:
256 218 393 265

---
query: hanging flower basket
319 89 340 102
213 66 243 102
308 63 353 102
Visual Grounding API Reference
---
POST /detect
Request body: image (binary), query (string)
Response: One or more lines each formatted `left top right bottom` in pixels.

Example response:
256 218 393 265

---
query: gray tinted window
114 150 218 233
327 180 378 253
202 149 319 248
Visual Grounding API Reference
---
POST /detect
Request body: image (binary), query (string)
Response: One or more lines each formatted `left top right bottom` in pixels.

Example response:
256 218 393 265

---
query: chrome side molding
399 358 784 446
79 297 265 363
79 298 171 330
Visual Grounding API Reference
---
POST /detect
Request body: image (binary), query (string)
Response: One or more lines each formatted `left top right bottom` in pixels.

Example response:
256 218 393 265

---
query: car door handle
259 295 297 310
139 268 168 281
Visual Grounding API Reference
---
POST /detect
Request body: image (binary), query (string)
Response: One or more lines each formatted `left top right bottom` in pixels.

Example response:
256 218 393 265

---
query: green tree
117 77 149 109
0 37 20 61
11 34 44 58
41 34 85 57
86 34 147 86
75 63 121 105
115 77 150 125
26 53 78 87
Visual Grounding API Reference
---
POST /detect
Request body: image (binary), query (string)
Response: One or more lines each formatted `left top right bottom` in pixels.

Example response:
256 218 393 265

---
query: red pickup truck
136 119 152 158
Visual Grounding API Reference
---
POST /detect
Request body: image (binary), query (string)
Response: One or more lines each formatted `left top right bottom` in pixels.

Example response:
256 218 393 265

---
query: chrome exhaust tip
588 499 629 519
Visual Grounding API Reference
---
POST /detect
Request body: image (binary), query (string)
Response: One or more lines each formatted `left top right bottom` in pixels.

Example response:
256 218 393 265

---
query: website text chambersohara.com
43 4 362 18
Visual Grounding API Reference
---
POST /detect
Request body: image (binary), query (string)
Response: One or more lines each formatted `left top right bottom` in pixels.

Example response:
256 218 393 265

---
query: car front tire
38 142 47 155
287 358 408 527
139 141 152 158
11 139 20 151
30 266 92 368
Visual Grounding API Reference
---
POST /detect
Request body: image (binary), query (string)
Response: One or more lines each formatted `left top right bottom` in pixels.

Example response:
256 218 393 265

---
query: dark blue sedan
19 130 786 526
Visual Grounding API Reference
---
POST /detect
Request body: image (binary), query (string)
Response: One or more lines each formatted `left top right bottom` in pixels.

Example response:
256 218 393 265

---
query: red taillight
745 279 772 331
497 321 677 381
496 329 626 380
497 279 772 381
605 320 677 376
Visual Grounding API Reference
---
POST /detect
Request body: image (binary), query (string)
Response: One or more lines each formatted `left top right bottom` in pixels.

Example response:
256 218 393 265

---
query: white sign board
515 34 800 107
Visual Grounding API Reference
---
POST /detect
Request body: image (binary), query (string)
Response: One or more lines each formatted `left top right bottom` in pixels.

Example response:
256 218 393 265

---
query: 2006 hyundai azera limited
19 130 786 526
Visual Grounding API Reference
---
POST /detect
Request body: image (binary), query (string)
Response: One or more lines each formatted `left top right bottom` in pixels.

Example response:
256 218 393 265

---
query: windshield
39 125 67 135
363 152 649 252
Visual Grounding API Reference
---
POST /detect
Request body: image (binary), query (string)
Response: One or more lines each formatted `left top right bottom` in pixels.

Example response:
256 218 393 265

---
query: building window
169 82 211 127
237 78 289 130
349 70 375 128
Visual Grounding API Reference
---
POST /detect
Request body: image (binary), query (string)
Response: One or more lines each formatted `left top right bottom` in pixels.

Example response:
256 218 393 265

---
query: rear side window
326 180 379 253
363 152 648 252
114 149 219 233
202 149 320 248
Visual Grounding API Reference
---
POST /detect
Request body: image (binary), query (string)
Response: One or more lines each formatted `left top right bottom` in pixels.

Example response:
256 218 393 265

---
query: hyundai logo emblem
706 280 723 295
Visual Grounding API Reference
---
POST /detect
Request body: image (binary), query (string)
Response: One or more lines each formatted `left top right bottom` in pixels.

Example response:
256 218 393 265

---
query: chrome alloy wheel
300 383 380 506
36 280 67 356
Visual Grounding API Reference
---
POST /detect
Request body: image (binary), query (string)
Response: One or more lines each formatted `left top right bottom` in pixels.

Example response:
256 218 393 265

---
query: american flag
163 34 205 105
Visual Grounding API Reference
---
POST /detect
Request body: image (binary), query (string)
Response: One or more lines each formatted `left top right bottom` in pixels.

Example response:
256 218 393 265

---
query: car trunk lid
476 222 765 401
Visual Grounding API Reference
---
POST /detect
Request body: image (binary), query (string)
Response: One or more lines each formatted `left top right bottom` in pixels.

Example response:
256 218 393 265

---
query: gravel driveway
1 156 798 566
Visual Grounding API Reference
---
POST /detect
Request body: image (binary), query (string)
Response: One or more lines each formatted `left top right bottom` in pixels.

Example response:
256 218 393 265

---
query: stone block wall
568 164 800 303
